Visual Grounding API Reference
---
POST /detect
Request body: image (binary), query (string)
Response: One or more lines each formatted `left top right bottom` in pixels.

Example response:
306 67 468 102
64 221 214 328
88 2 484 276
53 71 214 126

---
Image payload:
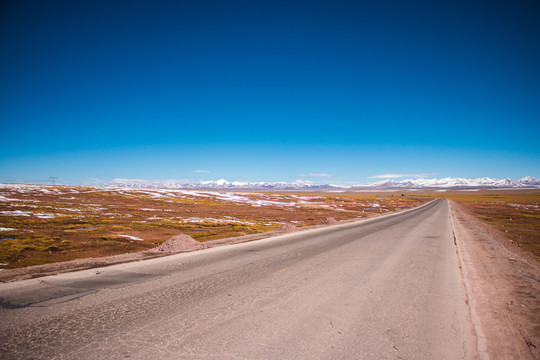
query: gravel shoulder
450 200 540 359
0 231 277 283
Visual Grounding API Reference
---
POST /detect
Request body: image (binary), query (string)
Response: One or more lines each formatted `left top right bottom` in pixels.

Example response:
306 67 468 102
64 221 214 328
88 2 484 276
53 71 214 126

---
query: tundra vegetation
0 184 424 269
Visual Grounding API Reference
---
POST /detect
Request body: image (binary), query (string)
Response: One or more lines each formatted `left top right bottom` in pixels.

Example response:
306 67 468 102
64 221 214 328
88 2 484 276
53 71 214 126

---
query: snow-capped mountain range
351 176 540 190
108 177 540 190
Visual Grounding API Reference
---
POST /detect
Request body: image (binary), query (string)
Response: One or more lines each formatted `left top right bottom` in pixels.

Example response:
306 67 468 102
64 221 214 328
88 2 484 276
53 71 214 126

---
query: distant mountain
185 179 340 190
107 177 540 190
351 176 540 190
108 178 342 190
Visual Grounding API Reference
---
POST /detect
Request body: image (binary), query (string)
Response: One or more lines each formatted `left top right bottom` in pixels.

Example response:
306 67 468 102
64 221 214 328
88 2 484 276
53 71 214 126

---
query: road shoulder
449 200 540 360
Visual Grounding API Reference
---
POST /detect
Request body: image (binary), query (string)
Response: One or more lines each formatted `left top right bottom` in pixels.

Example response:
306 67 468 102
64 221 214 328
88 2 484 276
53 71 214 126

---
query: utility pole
49 176 58 186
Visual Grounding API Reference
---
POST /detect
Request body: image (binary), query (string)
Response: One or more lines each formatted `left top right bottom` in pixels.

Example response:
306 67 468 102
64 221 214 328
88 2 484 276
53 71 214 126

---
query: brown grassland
0 184 424 269
421 189 540 260
2 185 538 271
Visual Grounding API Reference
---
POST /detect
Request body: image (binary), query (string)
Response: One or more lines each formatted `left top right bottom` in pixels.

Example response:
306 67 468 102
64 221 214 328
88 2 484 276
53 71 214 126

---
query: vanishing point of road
0 199 476 359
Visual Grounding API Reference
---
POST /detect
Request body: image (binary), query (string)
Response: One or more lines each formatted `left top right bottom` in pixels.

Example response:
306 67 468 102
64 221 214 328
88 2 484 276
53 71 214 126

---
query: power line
0 177 62 185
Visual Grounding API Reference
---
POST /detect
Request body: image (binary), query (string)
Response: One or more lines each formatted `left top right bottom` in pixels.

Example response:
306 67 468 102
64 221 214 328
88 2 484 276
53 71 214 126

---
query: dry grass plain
423 189 540 261
0 184 425 269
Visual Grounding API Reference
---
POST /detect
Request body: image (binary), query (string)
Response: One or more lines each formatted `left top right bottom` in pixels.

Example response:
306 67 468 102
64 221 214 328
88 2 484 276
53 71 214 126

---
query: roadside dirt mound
146 234 208 253
278 223 296 232
320 217 339 225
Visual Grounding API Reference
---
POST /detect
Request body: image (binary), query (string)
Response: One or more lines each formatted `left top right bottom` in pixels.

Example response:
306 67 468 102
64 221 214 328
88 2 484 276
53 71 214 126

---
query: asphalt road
0 199 476 359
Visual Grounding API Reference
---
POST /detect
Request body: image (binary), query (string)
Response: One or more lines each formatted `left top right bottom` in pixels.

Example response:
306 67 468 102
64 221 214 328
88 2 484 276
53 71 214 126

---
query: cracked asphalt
0 199 476 359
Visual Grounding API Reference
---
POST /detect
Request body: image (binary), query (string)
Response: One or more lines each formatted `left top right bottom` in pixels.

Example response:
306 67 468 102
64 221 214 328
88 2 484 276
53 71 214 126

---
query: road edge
448 200 489 360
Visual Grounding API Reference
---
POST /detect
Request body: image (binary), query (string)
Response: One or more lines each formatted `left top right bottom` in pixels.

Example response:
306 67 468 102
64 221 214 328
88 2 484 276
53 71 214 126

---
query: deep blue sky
1 0 539 185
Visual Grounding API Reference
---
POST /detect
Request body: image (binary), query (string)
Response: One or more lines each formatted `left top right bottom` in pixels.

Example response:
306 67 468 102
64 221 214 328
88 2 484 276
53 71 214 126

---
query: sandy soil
144 234 208 253
450 200 540 359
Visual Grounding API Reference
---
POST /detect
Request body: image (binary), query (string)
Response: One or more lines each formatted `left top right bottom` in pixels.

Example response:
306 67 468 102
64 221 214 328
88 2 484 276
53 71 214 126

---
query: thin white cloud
194 170 210 173
294 179 314 185
112 178 150 184
110 178 192 185
369 173 438 179
308 173 336 178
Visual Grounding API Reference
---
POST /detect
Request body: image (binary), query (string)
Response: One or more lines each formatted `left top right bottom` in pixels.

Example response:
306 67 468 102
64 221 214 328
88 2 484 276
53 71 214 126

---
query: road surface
0 199 476 359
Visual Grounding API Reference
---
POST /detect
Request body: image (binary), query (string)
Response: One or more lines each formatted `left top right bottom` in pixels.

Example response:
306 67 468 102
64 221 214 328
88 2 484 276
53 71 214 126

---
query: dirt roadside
450 200 540 360
0 230 282 283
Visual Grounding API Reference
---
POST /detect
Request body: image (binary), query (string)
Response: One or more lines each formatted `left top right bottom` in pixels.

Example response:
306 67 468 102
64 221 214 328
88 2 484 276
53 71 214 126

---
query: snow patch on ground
0 227 16 231
102 188 340 209
204 192 298 207
140 208 173 212
119 234 144 241
0 195 22 202
178 217 255 225
1 210 32 216
34 213 56 219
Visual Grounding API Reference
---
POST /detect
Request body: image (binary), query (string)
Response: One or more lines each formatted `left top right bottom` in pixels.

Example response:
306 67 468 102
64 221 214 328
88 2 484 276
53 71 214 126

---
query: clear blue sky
1 0 539 185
